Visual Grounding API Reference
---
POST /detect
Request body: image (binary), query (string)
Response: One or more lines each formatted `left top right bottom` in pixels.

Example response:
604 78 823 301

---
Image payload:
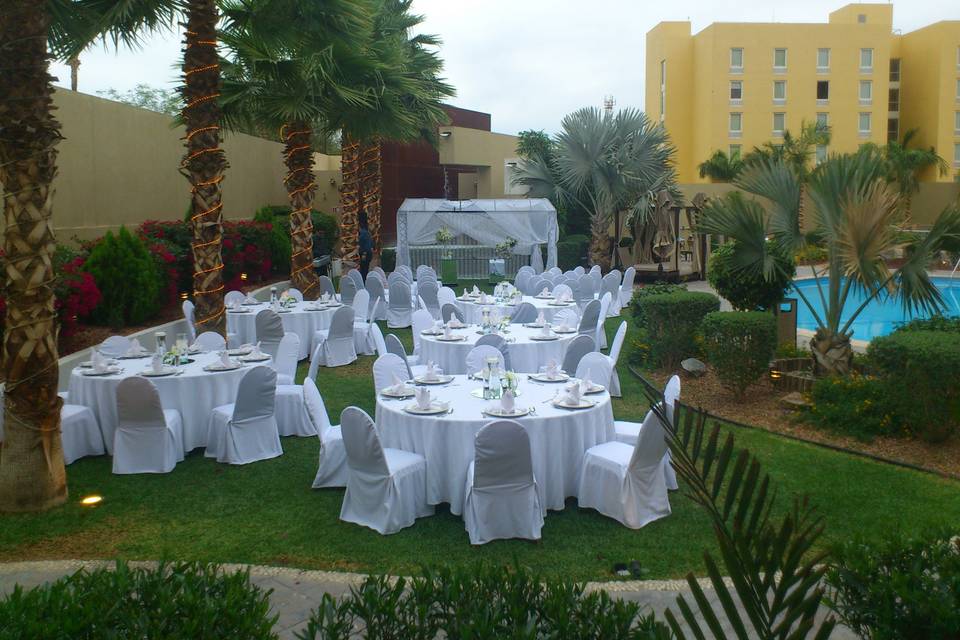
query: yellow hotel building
646 3 960 183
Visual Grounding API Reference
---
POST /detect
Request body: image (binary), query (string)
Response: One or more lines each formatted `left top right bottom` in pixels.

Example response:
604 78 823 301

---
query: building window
730 48 743 71
860 48 873 72
816 112 829 128
955 111 960 134
729 112 742 137
887 117 899 142
954 143 960 167
889 58 900 82
773 48 787 70
729 144 741 159
858 112 872 136
858 13 867 23
816 145 827 165
772 113 785 135
773 80 786 104
956 78 960 101
859 80 873 104
816 80 830 102
889 88 900 112
957 46 960 69
730 80 742 102
659 59 666 119
817 48 830 71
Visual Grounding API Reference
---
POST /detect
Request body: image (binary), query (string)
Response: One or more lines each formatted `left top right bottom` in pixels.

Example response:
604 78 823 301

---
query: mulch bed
645 367 960 479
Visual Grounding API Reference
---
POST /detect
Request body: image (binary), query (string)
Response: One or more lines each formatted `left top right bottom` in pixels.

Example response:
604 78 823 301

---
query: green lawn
2 285 959 581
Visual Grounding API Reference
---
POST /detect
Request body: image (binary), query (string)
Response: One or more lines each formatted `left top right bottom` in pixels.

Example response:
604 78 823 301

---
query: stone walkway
0 560 853 638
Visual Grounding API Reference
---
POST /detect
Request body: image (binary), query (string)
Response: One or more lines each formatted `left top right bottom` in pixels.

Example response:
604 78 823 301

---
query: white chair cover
182 300 197 342
552 307 580 328
466 345 505 375
577 405 671 529
578 299 601 341
589 269 602 294
318 276 337 299
373 354 410 392
574 266 585 276
418 281 440 320
312 306 358 367
511 302 537 324
597 293 612 349
60 404 105 465
385 334 416 379
615 375 681 446
205 366 282 464
352 290 375 355
529 278 550 296
274 333 300 385
339 277 358 305
369 322 387 357
274 384 316 437
438 287 457 309
561 334 595 375
441 303 464 324
308 379 347 488
514 271 531 293
601 273 621 317
255 309 285 359
552 283 573 299
225 290 246 306
397 265 413 280
548 266 562 276
463 420 543 544
339 407 433 534
352 289 370 323
411 309 434 357
113 377 184 474
620 267 636 307
606 321 628 396
193 331 226 351
475 334 512 370
287 288 304 302
348 269 364 290
577 274 596 304
575 352 613 388
387 281 413 328
99 335 133 358
365 277 387 321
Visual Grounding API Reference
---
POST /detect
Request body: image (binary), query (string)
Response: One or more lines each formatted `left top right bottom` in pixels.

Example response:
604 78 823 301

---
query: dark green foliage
894 314 960 334
808 374 897 441
254 205 339 265
626 327 652 368
629 282 687 328
826 530 960 640
380 247 396 273
84 227 160 328
556 234 589 270
639 291 719 368
707 241 795 311
868 330 960 442
0 560 277 639
296 563 670 639
700 311 777 398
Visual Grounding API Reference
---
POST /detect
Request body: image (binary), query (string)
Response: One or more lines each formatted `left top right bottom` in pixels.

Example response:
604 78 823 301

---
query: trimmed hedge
639 291 720 368
707 241 794 311
809 374 897 441
0 561 276 639
629 282 687 328
84 227 160 328
557 234 589 271
701 311 777 398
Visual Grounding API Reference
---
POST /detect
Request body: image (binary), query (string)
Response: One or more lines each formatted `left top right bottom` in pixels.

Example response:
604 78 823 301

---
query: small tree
698 149 744 183
701 311 777 398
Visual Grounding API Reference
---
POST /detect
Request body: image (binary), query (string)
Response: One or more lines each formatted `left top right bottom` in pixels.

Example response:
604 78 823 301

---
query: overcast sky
51 0 956 136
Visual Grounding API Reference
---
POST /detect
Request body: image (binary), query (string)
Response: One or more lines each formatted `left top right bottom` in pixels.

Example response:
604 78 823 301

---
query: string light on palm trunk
282 125 318 295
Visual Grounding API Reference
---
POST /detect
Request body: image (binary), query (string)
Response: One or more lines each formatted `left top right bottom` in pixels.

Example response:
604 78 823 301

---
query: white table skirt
376 375 614 514
227 302 336 359
418 325 576 375
456 295 578 325
68 351 267 454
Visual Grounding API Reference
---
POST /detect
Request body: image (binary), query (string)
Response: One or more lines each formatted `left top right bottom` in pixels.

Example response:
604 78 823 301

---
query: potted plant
435 227 457 284
490 238 516 282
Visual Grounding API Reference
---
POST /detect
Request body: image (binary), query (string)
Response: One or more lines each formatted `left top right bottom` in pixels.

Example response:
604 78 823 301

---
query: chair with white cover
350 289 373 354
348 269 365 290
255 308 285 359
371 265 387 281
615 375 680 447
339 407 433 534
589 268 602 295
551 283 573 300
410 309 434 360
438 286 457 309
574 266 585 276
385 333 426 379
441 303 465 324
387 281 413 328
365 277 387 321
552 307 580 328
113 377 184 474
98 335 133 358
620 266 636 308
273 333 300 385
463 420 543 545
318 276 337 299
577 402 672 529
418 281 440 320
373 354 409 392
205 366 282 464
529 278 551 296
311 306 358 367
307 378 347 488
193 331 226 352
596 293 612 349
466 345 505 375
575 352 613 390
561 334 595 376
601 273 621 317
387 271 405 286
0 390 104 465
397 264 413 280
182 300 197 341
514 271 532 293
605 321 628 396
476 333 512 370
517 265 535 277
274 379 318 438
287 288 304 302
577 299 601 341
511 302 537 324
369 322 387 357
548 266 563 277
339 276 358 305
225 290 246 306
577 274 596 303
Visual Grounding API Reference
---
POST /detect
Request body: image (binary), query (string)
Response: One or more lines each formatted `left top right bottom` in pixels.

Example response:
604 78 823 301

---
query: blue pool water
793 277 960 341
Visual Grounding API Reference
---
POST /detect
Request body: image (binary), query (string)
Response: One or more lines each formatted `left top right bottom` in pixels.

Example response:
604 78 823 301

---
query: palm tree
514 107 678 269
698 149 744 183
699 150 960 375
872 128 949 220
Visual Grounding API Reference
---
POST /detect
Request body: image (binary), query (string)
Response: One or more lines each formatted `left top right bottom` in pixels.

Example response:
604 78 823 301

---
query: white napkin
415 387 432 410
151 354 163 374
271 300 280 313
92 350 107 373
472 285 480 295
479 293 488 304
540 324 552 338
424 361 439 381
231 300 242 311
541 287 550 296
558 320 571 332
580 369 593 394
463 288 469 298
563 382 582 406
251 342 262 357
388 373 408 395
443 324 453 339
125 342 146 356
220 351 233 368
536 311 546 325
321 292 330 303
544 359 560 378
245 295 257 304
449 317 463 328
501 389 515 413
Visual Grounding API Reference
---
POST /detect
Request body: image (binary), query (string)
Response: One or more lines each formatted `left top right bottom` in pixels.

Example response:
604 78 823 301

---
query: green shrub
707 241 795 311
557 234 589 271
629 282 687 328
700 311 777 398
298 564 668 640
868 330 960 443
894 314 960 334
794 243 828 265
0 560 277 639
808 374 898 440
626 327 652 368
254 205 339 267
639 291 719 368
84 227 160 328
826 530 960 640
380 247 396 273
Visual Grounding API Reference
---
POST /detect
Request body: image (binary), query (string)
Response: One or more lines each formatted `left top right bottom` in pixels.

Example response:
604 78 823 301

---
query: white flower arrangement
494 238 517 259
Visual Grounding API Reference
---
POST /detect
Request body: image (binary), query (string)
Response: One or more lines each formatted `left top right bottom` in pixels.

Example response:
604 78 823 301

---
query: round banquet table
375 374 615 514
67 350 270 455
418 324 578 375
455 294 579 326
227 301 338 359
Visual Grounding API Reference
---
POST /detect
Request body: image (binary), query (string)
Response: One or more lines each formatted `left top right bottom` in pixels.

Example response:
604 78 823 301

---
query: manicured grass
1 288 958 581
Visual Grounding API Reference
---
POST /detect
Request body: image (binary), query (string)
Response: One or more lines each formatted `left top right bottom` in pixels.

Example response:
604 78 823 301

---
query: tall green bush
629 282 687 328
639 291 719 368
557 234 589 271
84 227 160 328
808 374 897 441
700 311 777 398
707 240 795 311
254 205 339 267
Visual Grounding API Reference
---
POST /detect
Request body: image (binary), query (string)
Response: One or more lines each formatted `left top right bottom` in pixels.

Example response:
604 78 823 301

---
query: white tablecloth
456 295 577 325
376 375 614 514
227 302 337 359
419 324 577 374
67 351 268 454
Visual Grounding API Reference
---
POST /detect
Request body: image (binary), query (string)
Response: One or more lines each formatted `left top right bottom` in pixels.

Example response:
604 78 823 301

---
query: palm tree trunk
809 327 853 376
360 140 382 260
181 0 227 336
282 121 320 299
68 57 79 91
0 0 67 512
589 213 611 270
338 135 361 264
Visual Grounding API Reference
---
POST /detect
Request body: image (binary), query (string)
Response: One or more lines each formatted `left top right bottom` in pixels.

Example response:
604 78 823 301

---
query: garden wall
46 89 340 241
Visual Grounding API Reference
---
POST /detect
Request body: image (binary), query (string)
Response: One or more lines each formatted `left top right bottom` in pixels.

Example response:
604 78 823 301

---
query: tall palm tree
698 150 960 375
698 149 744 183
872 128 949 220
514 107 678 269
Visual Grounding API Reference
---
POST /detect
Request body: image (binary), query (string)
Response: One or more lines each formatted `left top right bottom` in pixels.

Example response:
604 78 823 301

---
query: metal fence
408 245 530 279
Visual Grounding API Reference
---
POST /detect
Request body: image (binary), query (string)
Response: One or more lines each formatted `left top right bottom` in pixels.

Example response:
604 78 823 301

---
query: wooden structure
633 190 710 283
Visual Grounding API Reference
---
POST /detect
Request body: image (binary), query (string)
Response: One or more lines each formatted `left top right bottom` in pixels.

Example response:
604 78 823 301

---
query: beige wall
47 89 339 240
437 126 523 199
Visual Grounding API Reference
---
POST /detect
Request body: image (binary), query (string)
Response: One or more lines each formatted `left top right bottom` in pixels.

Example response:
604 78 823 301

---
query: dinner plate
435 335 466 342
420 330 443 336
140 366 178 377
534 294 553 300
482 406 530 418
580 383 606 394
552 397 596 410
81 367 122 377
228 308 252 313
203 363 242 372
239 354 270 362
325 302 343 308
413 374 454 385
116 353 150 360
529 372 569 383
79 359 119 368
529 334 559 341
227 347 252 356
553 328 577 334
381 388 415 399
523 323 546 329
241 301 261 306
548 301 571 307
277 309 293 314
403 402 450 415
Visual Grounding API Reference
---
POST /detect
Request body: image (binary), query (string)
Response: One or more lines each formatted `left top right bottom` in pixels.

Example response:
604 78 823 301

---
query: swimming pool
793 277 960 341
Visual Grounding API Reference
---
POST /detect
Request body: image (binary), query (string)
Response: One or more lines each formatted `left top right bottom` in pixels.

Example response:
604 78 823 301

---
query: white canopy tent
396 199 558 273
